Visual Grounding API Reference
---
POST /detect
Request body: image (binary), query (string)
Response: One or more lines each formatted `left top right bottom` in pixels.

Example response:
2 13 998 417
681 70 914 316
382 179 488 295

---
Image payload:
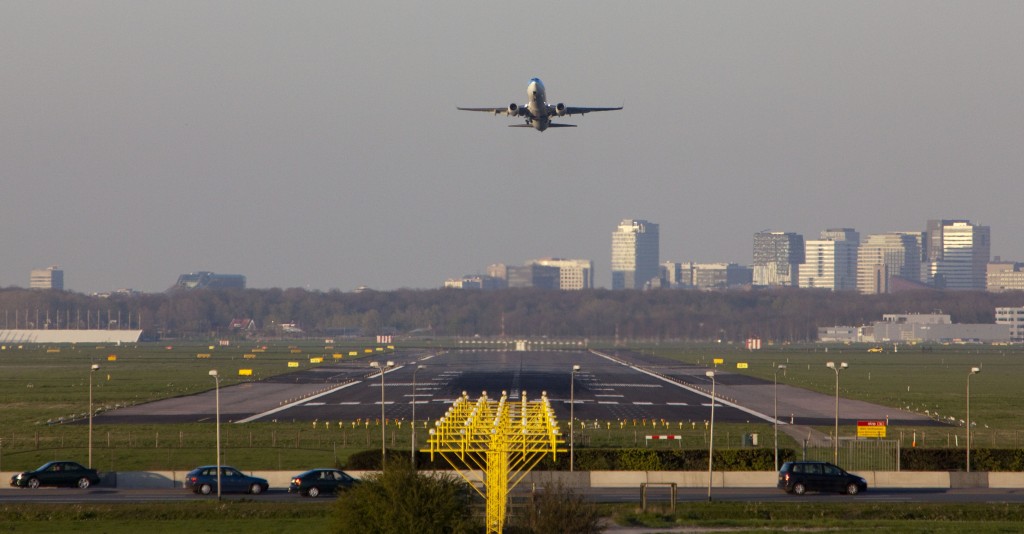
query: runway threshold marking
589 350 776 424
235 379 366 423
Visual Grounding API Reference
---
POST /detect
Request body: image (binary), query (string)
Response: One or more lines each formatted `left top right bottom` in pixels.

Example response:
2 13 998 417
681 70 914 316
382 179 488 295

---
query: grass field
649 343 1024 448
2 500 1024 533
2 341 1023 472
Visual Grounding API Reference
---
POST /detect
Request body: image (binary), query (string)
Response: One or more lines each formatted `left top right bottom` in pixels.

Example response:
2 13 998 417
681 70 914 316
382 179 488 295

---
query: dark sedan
184 466 269 495
10 461 101 489
778 461 868 495
288 468 359 497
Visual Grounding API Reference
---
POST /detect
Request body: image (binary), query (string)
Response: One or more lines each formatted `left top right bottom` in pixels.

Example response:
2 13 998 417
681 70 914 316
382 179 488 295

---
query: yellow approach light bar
425 390 564 534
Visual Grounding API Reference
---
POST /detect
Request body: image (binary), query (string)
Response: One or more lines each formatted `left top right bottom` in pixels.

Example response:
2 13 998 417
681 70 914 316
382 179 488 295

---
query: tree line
0 286 1021 342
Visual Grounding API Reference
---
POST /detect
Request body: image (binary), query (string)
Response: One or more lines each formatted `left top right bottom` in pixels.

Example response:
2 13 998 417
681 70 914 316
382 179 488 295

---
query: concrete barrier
590 471 647 488
10 469 1023 490
949 471 987 489
116 471 182 489
868 471 949 489
722 471 777 488
989 472 1024 488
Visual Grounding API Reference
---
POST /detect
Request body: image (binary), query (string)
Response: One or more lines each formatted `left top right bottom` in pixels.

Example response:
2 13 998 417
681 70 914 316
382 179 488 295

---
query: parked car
184 466 269 495
778 461 867 495
10 461 100 489
288 468 359 497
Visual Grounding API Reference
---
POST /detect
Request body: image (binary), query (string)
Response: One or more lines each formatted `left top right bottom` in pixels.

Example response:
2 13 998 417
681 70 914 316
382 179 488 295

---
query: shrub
332 464 479 534
508 481 604 534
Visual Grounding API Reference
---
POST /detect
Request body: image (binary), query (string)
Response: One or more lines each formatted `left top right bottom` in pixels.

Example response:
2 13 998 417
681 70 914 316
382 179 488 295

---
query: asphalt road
3 486 1024 505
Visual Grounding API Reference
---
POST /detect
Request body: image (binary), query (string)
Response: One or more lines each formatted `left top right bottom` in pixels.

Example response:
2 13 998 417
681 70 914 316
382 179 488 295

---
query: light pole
706 370 715 501
88 364 99 469
570 364 580 472
370 360 395 469
411 364 425 469
208 369 221 499
966 366 980 472
774 364 786 471
826 361 848 464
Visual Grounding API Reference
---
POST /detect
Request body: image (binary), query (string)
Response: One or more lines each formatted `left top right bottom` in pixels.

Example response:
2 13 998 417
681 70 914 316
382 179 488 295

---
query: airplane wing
563 106 623 116
457 107 514 116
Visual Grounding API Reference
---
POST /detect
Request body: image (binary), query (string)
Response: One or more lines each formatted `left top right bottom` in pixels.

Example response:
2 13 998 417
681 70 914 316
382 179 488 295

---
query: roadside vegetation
2 500 1024 533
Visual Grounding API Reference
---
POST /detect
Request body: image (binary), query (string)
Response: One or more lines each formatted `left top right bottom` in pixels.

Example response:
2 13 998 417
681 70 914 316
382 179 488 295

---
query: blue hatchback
184 466 268 495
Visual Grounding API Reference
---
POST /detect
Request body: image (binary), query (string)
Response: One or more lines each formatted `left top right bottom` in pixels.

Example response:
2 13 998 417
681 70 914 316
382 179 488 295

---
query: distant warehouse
170 272 246 291
820 313 1011 344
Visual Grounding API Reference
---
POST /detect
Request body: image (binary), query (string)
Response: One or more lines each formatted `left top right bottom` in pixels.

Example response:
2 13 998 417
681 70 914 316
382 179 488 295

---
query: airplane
457 78 622 131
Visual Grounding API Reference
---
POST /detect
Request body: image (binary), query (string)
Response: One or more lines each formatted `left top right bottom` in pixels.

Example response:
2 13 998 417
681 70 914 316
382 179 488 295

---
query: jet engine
507 103 522 116
554 103 566 116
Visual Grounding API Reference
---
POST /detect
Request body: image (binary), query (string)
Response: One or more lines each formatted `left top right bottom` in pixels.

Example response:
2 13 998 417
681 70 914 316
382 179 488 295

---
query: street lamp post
88 364 99 468
208 369 221 499
706 370 716 501
370 361 395 469
966 366 980 472
570 364 580 472
826 361 848 464
774 364 786 471
411 364 425 469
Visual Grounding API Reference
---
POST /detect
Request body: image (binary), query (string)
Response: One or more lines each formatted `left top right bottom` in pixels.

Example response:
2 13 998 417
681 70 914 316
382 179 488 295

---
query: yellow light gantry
425 390 565 534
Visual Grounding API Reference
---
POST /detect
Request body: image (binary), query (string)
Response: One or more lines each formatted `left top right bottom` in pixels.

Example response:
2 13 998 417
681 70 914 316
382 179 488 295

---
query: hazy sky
3 2 1022 293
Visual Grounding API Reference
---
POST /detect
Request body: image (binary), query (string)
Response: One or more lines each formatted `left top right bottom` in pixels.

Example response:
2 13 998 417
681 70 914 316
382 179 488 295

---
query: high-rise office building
987 261 1024 292
857 233 922 294
661 261 687 287
692 263 753 289
923 220 990 290
996 307 1024 343
752 231 804 287
611 219 660 290
527 258 594 290
30 266 64 290
799 229 859 290
506 264 559 289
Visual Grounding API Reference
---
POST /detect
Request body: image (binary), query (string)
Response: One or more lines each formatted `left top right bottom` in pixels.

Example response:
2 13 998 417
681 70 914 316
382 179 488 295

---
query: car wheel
199 483 213 495
27 478 40 489
249 483 263 495
793 482 806 495
307 486 320 498
77 477 92 489
846 483 860 495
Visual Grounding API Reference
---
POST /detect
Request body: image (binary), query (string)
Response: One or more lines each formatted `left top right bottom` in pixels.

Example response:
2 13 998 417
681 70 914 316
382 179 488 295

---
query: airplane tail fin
546 123 577 128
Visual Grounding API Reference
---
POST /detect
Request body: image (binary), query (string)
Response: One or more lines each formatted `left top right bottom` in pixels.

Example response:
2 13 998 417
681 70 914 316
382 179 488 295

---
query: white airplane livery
458 78 622 131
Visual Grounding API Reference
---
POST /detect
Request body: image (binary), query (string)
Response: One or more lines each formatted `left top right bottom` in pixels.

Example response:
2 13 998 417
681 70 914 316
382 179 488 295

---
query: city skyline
14 215 1017 293
3 3 1022 293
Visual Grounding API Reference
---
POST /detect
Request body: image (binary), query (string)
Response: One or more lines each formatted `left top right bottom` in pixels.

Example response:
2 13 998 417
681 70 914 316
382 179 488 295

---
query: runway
95 349 935 429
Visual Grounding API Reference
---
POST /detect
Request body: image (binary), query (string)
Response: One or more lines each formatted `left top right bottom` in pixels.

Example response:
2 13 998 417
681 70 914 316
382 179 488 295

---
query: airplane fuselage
526 78 551 131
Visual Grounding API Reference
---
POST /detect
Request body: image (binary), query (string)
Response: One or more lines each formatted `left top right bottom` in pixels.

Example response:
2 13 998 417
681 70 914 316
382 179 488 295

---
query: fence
802 439 899 471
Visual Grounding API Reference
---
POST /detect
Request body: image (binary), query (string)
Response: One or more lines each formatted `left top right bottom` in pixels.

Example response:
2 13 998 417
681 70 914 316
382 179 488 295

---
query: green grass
649 344 1024 448
0 502 332 534
2 342 1024 473
612 500 1024 533
2 500 1024 533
